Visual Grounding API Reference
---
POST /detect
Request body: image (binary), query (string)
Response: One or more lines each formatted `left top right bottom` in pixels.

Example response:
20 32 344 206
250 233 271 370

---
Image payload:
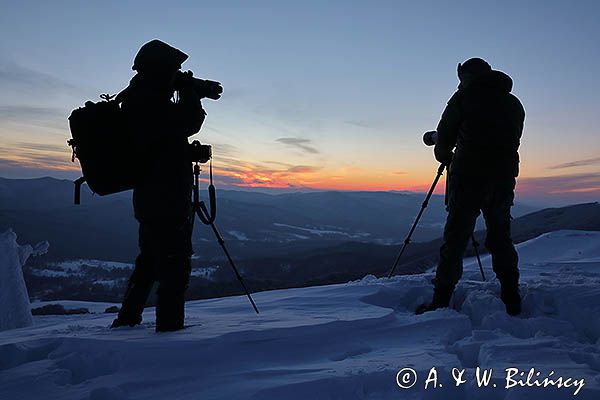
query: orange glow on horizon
0 148 442 192
2 145 598 198
210 165 444 192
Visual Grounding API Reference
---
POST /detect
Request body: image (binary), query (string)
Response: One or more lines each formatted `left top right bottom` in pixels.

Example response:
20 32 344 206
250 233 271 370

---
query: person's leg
482 177 520 315
112 223 157 327
418 175 482 313
155 219 193 332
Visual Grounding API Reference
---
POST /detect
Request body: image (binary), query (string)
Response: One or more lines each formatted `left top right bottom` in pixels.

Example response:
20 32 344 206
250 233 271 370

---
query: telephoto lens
174 71 223 100
193 79 223 100
423 130 438 146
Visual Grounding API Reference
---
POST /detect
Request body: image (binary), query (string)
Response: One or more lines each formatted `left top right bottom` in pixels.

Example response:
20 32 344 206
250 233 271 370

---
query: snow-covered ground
27 259 133 279
51 260 134 271
1 230 599 399
28 259 217 283
273 223 371 239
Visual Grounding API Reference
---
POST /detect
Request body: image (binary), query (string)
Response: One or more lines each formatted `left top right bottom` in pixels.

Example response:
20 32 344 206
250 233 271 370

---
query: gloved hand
434 147 454 166
173 70 195 90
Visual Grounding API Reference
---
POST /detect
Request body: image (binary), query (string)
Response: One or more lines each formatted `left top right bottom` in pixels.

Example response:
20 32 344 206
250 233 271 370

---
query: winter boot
415 285 454 315
500 282 521 316
110 280 153 328
155 291 185 332
111 314 142 328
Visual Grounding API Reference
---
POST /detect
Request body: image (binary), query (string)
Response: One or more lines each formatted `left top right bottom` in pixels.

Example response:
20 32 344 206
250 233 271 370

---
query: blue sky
1 0 599 205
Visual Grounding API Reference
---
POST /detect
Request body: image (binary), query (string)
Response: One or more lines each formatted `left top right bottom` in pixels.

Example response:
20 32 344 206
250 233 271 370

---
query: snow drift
0 230 599 399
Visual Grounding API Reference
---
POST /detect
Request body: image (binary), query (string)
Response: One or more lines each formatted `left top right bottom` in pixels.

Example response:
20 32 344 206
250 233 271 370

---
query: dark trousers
435 174 519 290
118 218 193 329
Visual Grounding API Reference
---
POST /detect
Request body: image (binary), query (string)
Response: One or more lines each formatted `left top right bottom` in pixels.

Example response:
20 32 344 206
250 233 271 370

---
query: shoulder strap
114 86 131 104
73 176 86 205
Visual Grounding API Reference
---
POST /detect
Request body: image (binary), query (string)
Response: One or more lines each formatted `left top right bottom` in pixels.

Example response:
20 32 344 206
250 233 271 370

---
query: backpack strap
73 176 86 205
114 86 131 104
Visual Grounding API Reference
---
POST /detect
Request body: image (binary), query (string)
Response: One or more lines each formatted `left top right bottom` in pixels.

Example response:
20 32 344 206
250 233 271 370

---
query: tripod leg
387 163 446 278
210 222 260 314
388 240 410 278
192 167 258 314
471 234 486 281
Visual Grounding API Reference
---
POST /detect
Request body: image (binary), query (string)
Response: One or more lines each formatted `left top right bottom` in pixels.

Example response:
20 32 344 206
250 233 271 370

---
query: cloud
518 172 600 195
1 136 321 189
548 157 600 170
345 120 373 128
210 173 248 186
287 165 320 173
0 105 66 120
276 137 319 154
0 105 68 130
15 141 68 153
206 142 238 157
0 152 74 171
0 160 79 180
0 140 73 172
200 155 321 188
262 160 295 168
0 61 81 97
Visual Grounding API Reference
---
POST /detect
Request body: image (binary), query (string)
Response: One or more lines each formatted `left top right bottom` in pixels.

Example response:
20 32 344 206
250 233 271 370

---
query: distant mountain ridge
510 202 600 242
0 176 537 261
231 202 600 290
3 177 597 303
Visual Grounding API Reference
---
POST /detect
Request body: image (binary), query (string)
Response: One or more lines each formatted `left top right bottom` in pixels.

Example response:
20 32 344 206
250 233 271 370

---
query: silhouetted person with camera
417 58 525 316
111 40 206 331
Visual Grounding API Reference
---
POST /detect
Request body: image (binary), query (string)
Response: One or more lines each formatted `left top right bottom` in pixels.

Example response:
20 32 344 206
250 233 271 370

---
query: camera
190 140 212 163
423 130 438 146
174 70 223 100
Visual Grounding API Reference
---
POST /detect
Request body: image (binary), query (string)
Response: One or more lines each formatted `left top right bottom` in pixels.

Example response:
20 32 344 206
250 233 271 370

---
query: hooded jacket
435 70 525 177
121 74 205 223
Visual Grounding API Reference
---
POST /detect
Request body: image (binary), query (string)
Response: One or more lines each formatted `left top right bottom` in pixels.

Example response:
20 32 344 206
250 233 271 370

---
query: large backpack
68 93 136 204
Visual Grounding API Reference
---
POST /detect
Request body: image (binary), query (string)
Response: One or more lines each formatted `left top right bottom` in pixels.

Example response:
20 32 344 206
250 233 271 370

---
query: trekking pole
192 162 260 314
388 162 446 278
471 234 486 281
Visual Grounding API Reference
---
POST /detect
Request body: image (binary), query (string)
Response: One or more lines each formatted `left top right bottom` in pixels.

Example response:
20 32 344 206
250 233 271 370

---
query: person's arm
516 98 525 140
434 92 461 165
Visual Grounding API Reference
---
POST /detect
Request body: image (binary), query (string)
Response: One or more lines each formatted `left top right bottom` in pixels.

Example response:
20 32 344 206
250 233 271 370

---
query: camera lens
423 131 438 146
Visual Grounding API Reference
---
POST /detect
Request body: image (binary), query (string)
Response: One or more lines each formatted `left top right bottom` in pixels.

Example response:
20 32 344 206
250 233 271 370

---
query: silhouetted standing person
417 58 525 316
111 40 206 331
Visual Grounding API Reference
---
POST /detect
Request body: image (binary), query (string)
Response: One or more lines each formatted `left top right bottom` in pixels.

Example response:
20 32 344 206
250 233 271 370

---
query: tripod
387 163 486 281
190 160 260 314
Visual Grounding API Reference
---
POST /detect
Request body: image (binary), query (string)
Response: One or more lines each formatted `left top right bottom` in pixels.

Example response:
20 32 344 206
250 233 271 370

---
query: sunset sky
1 1 599 206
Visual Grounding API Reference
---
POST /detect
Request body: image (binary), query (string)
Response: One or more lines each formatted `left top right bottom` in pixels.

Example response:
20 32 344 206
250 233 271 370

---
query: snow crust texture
0 230 599 399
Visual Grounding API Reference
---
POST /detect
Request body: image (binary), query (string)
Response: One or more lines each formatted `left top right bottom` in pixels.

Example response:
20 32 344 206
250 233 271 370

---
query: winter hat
457 58 491 80
132 39 188 73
